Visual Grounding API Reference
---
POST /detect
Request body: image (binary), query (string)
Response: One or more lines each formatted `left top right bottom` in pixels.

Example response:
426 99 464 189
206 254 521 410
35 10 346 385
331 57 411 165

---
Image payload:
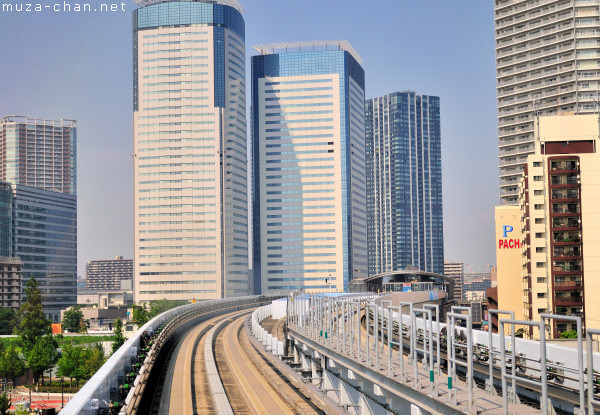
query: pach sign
499 225 521 249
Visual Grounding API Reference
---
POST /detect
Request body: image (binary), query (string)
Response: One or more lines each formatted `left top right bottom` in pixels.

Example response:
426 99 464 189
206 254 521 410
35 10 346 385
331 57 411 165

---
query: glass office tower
133 0 248 301
252 41 368 294
12 185 77 322
365 91 444 276
0 182 12 257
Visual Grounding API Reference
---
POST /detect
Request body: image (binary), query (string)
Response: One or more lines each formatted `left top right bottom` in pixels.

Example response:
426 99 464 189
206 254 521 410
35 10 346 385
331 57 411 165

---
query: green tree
16 278 52 352
0 391 10 415
0 308 16 335
515 328 526 338
62 306 84 333
57 343 88 387
27 335 59 385
78 317 90 334
85 343 106 378
0 343 26 385
149 299 186 318
112 318 126 354
560 330 578 339
13 404 29 415
132 304 150 327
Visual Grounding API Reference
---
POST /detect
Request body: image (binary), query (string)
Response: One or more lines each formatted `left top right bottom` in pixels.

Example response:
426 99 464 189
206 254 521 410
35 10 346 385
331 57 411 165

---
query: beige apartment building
496 114 600 338
494 0 600 204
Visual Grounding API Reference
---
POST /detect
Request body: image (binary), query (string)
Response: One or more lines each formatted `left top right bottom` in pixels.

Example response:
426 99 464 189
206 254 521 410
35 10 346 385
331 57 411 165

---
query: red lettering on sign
499 239 522 249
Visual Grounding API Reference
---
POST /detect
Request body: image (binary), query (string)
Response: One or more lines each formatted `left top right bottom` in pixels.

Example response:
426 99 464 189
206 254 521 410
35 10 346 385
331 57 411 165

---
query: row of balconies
496 5 574 36
551 189 579 200
496 37 575 60
497 23 574 52
553 215 580 227
550 160 578 171
551 174 580 185
497 47 574 70
553 230 582 243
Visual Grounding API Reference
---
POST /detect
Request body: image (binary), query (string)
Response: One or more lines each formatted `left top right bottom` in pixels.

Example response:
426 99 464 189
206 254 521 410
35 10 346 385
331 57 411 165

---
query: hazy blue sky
0 1 498 276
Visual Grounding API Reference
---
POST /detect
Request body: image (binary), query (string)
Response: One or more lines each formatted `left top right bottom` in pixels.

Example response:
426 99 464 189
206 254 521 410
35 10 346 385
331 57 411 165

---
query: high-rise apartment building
133 0 249 301
252 41 368 294
12 185 77 321
365 92 443 276
86 256 133 291
496 114 600 338
444 260 464 301
494 0 600 204
0 116 76 195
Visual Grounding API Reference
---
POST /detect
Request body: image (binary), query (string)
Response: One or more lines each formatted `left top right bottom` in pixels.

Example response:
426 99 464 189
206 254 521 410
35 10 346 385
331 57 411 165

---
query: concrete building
495 205 527 329
0 257 21 310
132 0 249 301
86 256 133 291
251 41 367 294
12 185 77 322
365 92 443 276
494 0 600 204
496 113 600 338
0 116 76 195
444 260 464 301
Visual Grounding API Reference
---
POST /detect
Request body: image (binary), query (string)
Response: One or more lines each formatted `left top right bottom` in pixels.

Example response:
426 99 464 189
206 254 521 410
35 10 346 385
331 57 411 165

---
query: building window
533 176 543 181
537 292 546 298
535 218 544 224
536 262 546 268
536 247 545 253
535 232 545 238
534 190 544 196
533 162 542 167
534 204 544 210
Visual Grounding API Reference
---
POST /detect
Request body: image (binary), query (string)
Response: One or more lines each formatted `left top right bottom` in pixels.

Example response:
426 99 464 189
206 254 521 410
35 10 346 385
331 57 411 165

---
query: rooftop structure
133 0 244 14
253 40 363 64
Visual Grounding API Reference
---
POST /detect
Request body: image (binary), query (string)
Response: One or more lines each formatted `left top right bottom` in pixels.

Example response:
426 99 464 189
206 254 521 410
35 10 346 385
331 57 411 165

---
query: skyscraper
365 92 443 276
133 0 248 301
0 116 77 321
494 0 600 204
252 41 368 294
0 116 76 195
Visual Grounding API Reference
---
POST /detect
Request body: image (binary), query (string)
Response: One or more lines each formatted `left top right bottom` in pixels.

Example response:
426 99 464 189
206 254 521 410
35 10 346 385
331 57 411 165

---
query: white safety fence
250 303 285 357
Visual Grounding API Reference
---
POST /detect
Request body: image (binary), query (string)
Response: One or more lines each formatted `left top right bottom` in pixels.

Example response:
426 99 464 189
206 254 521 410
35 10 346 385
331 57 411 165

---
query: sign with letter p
503 225 513 238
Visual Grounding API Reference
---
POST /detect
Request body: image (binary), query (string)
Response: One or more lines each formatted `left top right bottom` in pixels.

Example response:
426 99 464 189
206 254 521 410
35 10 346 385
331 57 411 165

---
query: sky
0 0 499 277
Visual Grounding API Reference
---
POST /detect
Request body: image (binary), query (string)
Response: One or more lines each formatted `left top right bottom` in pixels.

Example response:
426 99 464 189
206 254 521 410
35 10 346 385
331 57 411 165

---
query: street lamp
61 376 64 409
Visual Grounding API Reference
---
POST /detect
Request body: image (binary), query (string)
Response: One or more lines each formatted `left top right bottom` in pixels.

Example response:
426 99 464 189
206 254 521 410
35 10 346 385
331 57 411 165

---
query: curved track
159 309 322 414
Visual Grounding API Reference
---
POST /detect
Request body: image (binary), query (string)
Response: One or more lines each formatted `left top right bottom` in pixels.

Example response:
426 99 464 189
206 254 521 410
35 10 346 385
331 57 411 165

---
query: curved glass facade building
252 42 368 294
133 0 248 301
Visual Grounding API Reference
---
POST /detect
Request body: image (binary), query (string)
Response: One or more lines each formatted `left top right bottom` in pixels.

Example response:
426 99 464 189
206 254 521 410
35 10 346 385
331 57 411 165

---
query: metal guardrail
60 295 280 415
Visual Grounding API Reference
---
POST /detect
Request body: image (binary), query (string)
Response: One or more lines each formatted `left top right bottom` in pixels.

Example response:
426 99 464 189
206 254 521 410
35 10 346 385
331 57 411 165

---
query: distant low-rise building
86 256 133 291
444 260 464 301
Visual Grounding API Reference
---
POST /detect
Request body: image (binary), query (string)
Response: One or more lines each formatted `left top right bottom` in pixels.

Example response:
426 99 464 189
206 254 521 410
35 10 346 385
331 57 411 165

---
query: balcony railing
554 280 582 287
555 296 584 304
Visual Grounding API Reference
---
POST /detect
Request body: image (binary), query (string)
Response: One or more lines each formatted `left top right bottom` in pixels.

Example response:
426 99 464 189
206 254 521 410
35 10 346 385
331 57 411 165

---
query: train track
152 308 323 414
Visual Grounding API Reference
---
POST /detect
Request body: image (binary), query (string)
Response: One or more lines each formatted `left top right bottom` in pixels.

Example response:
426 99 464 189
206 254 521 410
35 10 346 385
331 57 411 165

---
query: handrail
60 295 279 415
